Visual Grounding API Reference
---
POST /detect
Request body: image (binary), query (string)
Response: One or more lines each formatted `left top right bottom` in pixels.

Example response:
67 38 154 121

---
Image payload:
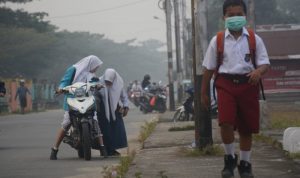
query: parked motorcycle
60 81 105 161
130 90 142 107
173 88 194 122
139 84 167 114
173 87 218 122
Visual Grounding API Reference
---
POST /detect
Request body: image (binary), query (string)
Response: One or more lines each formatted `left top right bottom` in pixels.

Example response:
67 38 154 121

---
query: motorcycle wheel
178 112 185 121
156 101 166 113
184 111 190 121
77 146 84 158
173 110 180 122
82 122 91 161
140 106 148 114
173 110 185 122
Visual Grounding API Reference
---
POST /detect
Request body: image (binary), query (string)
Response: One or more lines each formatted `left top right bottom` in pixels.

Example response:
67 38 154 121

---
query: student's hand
96 84 104 90
0 93 4 97
122 107 129 117
200 94 210 111
247 69 261 85
55 89 63 95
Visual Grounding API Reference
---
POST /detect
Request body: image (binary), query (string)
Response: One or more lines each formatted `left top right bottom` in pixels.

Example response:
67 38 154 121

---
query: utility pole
164 0 175 111
181 0 186 80
181 0 189 80
247 0 256 30
173 0 183 103
192 0 212 149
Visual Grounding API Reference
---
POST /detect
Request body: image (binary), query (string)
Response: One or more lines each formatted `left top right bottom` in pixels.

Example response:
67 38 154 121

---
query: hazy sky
7 0 170 43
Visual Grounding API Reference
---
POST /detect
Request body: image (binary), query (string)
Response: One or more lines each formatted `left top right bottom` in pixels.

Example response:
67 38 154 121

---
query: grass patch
138 119 158 144
253 134 300 160
157 170 168 178
134 172 142 178
168 125 195 132
271 111 300 129
287 152 300 159
102 119 158 177
118 151 136 178
181 144 224 157
0 112 10 116
102 150 136 178
253 134 282 149
102 119 159 177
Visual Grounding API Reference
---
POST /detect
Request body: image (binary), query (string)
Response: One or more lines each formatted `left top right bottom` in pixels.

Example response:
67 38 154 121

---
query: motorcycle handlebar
54 89 69 96
54 84 104 96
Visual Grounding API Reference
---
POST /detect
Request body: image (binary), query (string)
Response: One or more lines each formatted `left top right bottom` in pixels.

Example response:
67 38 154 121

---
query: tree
255 0 297 25
0 0 168 83
276 0 300 23
0 8 56 32
0 0 55 32
0 26 57 77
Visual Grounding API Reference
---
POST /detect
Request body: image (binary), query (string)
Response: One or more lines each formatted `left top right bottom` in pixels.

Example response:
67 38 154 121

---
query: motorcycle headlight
160 94 167 99
74 87 86 97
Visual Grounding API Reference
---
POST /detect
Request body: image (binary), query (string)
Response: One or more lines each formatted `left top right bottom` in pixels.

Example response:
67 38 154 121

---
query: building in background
257 24 300 101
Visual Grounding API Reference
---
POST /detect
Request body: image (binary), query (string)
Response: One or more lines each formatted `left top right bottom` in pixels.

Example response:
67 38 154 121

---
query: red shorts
216 75 260 134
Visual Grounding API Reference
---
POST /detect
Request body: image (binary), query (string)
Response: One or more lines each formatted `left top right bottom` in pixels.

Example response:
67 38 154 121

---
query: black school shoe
221 154 238 178
112 150 121 156
108 150 121 156
50 147 58 160
100 145 108 158
238 160 254 178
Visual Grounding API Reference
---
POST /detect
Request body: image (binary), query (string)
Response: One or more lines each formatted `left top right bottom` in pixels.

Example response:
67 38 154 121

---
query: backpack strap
216 31 225 75
212 31 225 101
247 29 266 100
247 29 257 68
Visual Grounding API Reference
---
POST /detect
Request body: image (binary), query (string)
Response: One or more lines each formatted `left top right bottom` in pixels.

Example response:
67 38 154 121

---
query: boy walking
15 80 31 114
201 0 270 177
0 81 6 97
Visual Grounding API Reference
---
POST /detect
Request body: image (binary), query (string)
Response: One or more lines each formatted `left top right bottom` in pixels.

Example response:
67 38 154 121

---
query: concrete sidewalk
126 111 300 178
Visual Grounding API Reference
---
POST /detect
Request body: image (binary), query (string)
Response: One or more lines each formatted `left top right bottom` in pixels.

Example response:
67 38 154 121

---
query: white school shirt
202 27 270 74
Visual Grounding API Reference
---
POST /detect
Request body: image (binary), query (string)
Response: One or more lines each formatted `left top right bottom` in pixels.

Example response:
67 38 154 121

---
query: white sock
240 150 251 162
223 143 235 158
53 147 58 150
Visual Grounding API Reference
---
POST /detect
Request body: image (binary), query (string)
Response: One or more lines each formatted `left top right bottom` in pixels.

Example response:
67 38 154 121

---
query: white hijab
101 68 124 121
73 55 103 83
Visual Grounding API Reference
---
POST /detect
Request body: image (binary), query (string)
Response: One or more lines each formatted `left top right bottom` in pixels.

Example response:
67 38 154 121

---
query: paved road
0 104 157 178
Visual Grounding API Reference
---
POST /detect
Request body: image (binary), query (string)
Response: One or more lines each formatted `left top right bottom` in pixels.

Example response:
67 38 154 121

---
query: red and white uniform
202 27 270 134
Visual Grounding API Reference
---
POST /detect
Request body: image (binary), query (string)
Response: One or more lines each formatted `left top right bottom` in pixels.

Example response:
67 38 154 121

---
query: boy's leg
221 124 238 178
235 84 259 178
21 107 24 114
50 128 65 160
98 135 108 158
54 128 66 149
216 78 239 178
239 133 252 153
238 133 254 178
50 111 70 160
221 124 235 145
221 124 236 157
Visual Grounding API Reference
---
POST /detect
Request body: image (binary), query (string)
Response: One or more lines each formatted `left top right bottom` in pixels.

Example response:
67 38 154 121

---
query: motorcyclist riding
141 74 151 89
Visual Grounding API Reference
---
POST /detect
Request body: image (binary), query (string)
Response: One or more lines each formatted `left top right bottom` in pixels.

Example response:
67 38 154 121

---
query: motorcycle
60 81 105 161
130 90 142 107
173 88 194 122
172 87 218 122
139 85 167 114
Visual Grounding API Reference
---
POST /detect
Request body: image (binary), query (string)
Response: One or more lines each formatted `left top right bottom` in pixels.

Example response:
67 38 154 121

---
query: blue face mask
225 16 247 31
